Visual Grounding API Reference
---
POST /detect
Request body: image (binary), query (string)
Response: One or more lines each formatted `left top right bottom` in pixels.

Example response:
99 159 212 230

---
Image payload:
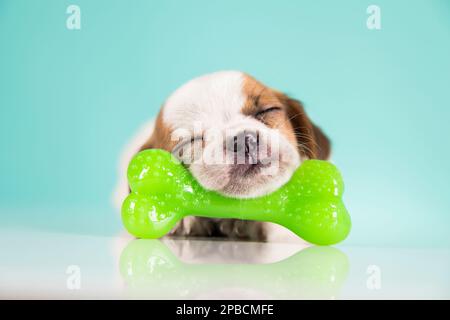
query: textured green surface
122 149 351 245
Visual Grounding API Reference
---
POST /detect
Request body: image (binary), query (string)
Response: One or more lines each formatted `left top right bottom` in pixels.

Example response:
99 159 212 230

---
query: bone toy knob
122 149 351 245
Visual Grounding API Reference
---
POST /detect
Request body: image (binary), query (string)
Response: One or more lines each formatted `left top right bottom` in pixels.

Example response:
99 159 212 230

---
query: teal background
1 0 449 247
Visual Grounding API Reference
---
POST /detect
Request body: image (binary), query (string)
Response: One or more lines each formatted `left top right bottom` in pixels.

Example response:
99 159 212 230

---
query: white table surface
0 228 448 299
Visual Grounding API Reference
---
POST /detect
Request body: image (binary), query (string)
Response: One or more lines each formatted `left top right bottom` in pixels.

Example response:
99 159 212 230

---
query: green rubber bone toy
122 149 351 245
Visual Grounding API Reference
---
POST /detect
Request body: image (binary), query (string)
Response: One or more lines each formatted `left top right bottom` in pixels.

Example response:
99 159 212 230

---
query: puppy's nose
227 131 259 160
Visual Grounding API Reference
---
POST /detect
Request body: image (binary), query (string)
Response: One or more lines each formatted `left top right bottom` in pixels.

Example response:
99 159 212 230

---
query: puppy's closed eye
174 135 203 151
172 134 204 161
254 106 282 118
254 107 283 126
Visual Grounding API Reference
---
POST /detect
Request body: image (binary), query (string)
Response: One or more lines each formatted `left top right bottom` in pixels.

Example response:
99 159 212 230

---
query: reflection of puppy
115 71 330 242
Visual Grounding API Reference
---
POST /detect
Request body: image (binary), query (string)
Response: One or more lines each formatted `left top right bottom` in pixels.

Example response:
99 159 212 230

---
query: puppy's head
141 71 330 198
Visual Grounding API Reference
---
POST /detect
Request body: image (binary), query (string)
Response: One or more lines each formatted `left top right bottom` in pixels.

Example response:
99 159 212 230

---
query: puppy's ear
139 137 154 152
281 95 331 160
138 109 171 152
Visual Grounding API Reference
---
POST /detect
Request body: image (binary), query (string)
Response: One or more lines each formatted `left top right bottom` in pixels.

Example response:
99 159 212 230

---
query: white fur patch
163 71 246 131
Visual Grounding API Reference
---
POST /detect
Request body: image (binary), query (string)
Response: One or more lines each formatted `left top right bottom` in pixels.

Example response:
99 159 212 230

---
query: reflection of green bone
119 240 349 299
122 149 351 245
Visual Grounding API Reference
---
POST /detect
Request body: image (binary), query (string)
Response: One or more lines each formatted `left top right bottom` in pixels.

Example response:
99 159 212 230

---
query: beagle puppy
115 71 330 242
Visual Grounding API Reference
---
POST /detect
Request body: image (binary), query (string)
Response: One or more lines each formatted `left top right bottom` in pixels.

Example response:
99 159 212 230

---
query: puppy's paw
168 217 267 242
169 216 216 237
218 219 266 241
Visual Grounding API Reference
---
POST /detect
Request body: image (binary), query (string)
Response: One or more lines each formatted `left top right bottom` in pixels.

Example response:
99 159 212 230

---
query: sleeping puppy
115 71 330 242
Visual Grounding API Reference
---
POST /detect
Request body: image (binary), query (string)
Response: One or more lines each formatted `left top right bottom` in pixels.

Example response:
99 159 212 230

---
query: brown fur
138 108 174 152
275 93 331 160
242 74 330 160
